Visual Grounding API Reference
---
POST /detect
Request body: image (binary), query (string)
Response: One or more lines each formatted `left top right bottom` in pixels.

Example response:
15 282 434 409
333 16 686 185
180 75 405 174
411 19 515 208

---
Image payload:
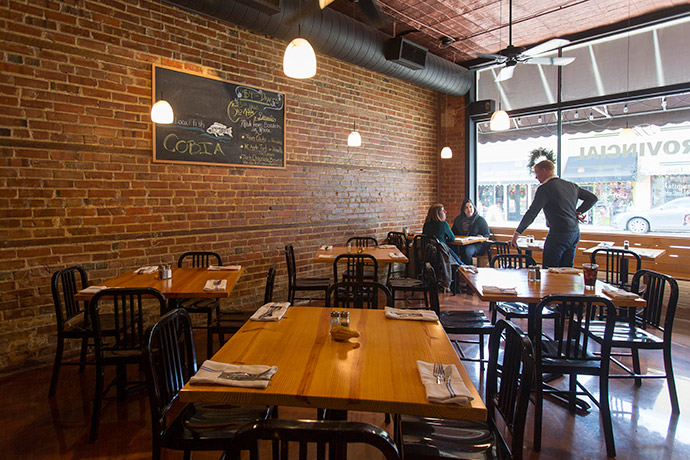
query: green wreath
527 147 556 172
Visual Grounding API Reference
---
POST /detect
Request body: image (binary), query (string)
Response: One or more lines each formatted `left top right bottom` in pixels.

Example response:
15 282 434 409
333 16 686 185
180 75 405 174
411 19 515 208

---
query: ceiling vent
385 37 427 70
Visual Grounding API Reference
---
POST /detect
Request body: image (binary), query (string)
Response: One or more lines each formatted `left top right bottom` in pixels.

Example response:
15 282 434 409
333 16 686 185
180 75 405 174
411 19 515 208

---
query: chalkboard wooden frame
152 65 286 169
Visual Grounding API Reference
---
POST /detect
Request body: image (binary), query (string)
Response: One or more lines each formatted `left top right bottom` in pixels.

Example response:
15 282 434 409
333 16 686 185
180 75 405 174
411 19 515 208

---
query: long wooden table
73 267 243 301
180 307 486 421
457 267 646 308
583 245 666 260
313 246 409 264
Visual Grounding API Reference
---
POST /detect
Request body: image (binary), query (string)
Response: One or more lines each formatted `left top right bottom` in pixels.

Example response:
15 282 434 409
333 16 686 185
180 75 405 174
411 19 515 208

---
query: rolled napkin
134 266 158 274
203 279 227 291
548 267 581 274
385 306 438 322
190 360 277 389
456 236 485 244
78 285 108 294
602 285 640 300
379 244 397 249
459 265 478 273
416 360 473 405
250 302 290 322
319 245 333 250
316 254 331 259
389 252 406 259
208 265 241 271
482 285 518 295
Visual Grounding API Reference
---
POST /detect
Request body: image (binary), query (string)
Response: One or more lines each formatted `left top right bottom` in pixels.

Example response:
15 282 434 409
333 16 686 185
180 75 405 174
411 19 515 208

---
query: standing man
510 160 597 268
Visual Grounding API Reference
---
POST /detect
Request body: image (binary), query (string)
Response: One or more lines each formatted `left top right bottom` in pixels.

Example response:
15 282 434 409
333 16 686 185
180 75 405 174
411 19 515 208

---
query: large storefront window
474 16 690 235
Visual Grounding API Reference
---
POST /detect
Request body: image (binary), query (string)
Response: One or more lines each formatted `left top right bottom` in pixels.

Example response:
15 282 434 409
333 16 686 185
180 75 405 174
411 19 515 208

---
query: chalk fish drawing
206 122 233 138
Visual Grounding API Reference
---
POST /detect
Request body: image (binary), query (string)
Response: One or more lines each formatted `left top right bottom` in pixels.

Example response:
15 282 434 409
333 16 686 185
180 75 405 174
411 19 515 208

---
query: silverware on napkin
259 304 281 319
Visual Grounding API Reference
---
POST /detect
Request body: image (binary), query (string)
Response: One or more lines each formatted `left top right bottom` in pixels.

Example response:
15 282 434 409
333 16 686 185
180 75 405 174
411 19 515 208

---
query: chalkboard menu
152 66 285 169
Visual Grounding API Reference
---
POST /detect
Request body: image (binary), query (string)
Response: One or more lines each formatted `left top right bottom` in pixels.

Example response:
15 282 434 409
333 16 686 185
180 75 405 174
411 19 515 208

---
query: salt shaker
339 311 350 327
623 240 630 249
528 266 536 282
330 311 341 329
535 265 541 281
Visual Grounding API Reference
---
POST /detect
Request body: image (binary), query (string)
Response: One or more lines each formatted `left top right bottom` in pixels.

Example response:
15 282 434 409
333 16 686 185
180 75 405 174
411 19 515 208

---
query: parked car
612 197 690 233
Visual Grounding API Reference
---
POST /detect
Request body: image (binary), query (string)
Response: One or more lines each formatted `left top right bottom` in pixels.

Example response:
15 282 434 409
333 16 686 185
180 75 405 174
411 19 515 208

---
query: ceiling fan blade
495 66 515 82
525 56 576 66
476 53 507 62
522 38 570 58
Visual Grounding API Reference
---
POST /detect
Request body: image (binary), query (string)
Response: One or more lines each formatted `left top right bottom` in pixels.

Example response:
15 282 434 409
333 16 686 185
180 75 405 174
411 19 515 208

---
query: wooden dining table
73 267 243 302
583 245 666 260
313 246 409 264
179 306 486 421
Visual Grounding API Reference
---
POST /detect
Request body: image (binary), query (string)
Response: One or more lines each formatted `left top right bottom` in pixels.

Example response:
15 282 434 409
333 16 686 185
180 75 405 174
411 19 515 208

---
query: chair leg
89 367 104 443
116 363 128 400
534 374 543 452
663 344 680 414
384 413 391 424
49 336 65 397
79 336 89 372
599 372 616 457
632 347 642 386
206 310 213 359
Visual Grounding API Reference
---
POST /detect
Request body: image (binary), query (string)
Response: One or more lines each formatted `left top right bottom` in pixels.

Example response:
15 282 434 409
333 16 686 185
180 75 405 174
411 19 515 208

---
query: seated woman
422 204 463 290
451 199 490 265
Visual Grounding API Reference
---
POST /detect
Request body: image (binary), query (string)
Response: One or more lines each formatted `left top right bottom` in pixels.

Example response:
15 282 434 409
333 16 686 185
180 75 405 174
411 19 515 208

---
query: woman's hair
461 199 476 219
425 203 445 223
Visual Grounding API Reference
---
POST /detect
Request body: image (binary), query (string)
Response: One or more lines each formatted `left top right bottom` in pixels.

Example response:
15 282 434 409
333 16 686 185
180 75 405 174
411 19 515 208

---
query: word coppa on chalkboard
153 66 285 168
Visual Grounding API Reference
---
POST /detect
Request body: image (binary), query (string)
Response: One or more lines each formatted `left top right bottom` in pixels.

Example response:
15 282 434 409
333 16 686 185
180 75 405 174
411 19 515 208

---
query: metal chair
398 319 534 460
387 235 432 308
488 253 543 325
347 236 378 247
210 264 277 351
88 287 167 442
326 281 392 309
333 253 378 283
590 247 642 290
386 231 410 282
531 294 617 458
225 419 401 460
49 265 98 397
144 308 271 460
177 251 223 358
487 240 518 260
588 269 680 414
426 263 494 365
490 253 534 269
285 244 330 305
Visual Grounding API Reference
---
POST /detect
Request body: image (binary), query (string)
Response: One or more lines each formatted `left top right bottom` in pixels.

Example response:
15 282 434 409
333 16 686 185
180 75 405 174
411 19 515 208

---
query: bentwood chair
177 251 223 358
225 419 401 460
49 265 100 397
587 269 680 414
210 264 277 351
398 320 534 460
285 244 330 305
590 247 642 290
531 295 617 457
88 287 167 443
426 263 494 365
144 308 271 460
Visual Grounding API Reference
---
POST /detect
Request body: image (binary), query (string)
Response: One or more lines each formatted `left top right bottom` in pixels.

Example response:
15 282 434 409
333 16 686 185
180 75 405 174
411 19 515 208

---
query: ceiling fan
285 0 385 28
476 0 575 82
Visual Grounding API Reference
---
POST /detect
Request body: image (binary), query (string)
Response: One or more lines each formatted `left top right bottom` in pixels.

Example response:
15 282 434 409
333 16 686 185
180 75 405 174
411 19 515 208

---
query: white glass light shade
347 130 362 147
150 100 174 124
440 146 453 159
283 38 317 79
619 127 635 137
489 109 510 131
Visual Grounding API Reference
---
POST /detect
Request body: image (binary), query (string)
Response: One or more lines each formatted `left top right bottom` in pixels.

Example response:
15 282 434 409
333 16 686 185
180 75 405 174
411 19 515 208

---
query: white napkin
389 252 406 259
602 285 640 300
134 266 158 274
548 267 581 274
203 279 227 291
456 236 484 244
250 302 290 322
379 244 397 249
459 265 478 273
320 245 333 250
482 285 518 295
316 254 331 259
385 307 438 322
190 360 277 389
208 265 241 271
78 285 108 294
416 360 473 405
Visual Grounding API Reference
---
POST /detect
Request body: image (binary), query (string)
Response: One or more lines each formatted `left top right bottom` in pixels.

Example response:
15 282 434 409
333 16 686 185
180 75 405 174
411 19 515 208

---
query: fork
433 362 444 384
259 304 280 319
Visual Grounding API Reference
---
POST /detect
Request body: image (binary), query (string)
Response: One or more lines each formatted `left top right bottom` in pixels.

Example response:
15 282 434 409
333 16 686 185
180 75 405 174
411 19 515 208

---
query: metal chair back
347 236 378 247
490 253 536 269
178 251 222 268
326 281 392 309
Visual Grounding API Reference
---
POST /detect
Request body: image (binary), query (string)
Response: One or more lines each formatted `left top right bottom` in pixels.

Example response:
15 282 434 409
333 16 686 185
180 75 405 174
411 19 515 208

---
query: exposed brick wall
0 0 466 375
438 94 468 221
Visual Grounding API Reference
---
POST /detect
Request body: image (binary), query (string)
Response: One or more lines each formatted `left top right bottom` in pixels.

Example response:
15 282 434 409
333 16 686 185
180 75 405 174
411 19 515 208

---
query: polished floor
1 291 689 459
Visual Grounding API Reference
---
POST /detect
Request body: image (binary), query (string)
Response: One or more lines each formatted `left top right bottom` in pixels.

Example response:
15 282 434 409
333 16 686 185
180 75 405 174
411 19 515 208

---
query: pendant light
440 93 452 159
151 99 174 124
489 1 510 131
283 11 316 80
619 0 634 137
347 120 361 147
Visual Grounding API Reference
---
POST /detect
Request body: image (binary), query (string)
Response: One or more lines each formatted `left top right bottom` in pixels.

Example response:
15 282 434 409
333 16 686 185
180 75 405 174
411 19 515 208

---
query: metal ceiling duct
163 0 472 96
